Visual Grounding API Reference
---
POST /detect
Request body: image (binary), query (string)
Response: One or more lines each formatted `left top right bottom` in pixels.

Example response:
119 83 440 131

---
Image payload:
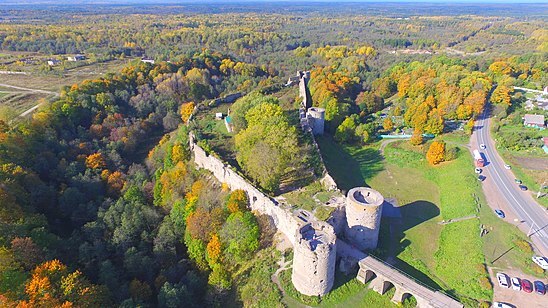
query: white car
475 168 482 174
480 143 486 150
492 302 514 308
496 272 510 288
504 164 511 170
532 256 548 270
511 277 521 291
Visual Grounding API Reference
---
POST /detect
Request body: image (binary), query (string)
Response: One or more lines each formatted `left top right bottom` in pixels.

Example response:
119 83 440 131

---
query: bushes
513 239 533 254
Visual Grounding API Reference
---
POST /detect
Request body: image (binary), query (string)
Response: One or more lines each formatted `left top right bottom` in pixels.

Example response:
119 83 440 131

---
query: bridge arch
380 280 395 295
401 292 418 306
363 269 376 284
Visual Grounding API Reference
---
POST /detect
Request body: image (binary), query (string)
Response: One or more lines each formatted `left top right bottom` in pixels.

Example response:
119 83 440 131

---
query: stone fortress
188 71 464 307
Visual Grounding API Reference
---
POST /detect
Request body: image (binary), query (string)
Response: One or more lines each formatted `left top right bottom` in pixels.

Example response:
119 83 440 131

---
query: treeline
1 12 545 76
0 52 274 306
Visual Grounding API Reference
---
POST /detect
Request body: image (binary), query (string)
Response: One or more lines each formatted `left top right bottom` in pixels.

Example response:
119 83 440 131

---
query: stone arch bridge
357 256 463 308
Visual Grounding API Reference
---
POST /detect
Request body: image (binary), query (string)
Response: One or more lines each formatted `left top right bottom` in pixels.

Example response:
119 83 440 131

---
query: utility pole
527 222 538 237
537 181 546 199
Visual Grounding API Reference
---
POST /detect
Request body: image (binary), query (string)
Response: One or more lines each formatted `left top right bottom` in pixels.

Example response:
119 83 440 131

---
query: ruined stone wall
190 133 301 245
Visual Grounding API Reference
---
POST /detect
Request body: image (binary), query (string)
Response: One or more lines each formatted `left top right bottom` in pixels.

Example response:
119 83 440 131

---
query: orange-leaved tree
410 129 424 146
226 189 248 213
206 234 222 266
85 152 106 169
426 141 446 165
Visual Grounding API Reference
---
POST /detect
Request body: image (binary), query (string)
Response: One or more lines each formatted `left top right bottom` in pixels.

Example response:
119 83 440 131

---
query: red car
521 279 533 293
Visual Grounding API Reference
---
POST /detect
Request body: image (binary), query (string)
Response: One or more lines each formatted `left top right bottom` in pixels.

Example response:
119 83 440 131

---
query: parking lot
491 268 547 307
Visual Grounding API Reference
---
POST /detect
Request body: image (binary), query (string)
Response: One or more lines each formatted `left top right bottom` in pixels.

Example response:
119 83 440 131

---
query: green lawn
280 269 403 308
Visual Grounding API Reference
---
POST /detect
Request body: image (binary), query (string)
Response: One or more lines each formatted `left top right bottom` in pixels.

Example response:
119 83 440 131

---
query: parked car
534 280 546 295
511 277 521 291
532 256 548 270
478 175 486 182
475 168 482 174
519 185 528 191
492 302 514 308
495 209 505 219
515 179 522 184
497 273 510 288
521 279 533 293
504 164 511 170
480 143 486 150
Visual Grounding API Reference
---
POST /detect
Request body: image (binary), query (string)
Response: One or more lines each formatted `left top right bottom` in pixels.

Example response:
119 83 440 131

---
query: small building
523 114 545 129
215 112 223 120
544 86 548 95
141 57 155 64
47 59 61 66
67 54 85 61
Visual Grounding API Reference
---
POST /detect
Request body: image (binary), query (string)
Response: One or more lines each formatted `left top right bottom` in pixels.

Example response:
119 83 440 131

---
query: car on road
519 185 528 191
492 302 514 308
480 143 486 150
495 209 505 219
475 168 482 174
521 279 533 293
534 280 546 295
511 277 521 291
532 256 548 270
497 272 510 288
515 179 522 184
504 164 511 169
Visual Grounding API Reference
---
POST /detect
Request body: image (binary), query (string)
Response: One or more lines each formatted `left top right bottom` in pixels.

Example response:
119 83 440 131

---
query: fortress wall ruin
190 133 301 245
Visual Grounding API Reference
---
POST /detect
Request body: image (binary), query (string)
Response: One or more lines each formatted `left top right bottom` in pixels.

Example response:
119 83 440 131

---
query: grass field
279 269 409 308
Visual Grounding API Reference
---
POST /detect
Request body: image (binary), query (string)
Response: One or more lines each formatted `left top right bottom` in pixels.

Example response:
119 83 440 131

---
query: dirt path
379 139 400 155
271 255 292 297
0 83 57 95
438 215 478 225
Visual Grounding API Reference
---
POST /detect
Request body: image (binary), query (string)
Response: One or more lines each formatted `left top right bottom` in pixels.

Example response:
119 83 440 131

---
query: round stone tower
345 187 384 250
291 221 337 296
307 107 325 135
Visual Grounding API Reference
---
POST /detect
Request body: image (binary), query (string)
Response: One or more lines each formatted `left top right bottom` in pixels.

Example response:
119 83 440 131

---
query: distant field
0 58 135 92
0 91 53 116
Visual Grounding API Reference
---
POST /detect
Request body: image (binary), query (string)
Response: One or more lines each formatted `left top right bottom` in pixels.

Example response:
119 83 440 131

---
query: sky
2 0 547 4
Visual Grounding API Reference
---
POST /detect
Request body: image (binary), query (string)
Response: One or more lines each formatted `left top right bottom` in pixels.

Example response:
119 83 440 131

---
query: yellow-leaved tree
426 141 446 165
180 102 195 123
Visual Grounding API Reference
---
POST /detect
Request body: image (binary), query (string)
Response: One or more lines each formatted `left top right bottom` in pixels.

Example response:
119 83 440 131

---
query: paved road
475 110 548 254
513 86 545 94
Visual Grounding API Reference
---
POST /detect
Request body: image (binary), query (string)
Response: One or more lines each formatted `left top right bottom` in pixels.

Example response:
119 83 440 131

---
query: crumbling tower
345 187 384 250
291 221 337 296
306 107 325 135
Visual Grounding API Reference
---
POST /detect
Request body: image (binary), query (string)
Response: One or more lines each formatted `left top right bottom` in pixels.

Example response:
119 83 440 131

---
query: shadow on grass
316 135 384 192
377 200 443 291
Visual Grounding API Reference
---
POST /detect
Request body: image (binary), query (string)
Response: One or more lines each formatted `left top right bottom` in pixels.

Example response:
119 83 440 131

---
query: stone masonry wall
189 133 301 245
